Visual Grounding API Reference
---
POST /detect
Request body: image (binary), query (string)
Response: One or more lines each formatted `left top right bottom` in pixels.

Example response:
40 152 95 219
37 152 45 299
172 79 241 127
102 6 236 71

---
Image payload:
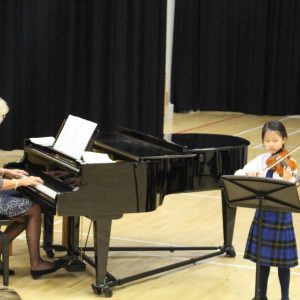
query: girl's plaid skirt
244 209 298 268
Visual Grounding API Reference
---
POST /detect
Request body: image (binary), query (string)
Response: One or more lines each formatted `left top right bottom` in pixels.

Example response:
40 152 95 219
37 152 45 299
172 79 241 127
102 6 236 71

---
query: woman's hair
0 287 22 300
0 97 9 116
261 120 288 141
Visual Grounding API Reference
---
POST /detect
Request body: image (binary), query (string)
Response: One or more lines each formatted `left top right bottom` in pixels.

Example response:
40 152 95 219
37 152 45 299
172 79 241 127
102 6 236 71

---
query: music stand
221 175 300 300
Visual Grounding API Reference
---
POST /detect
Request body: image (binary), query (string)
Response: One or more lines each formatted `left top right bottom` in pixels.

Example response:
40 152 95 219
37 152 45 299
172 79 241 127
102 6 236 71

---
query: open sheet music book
29 115 116 163
53 115 97 160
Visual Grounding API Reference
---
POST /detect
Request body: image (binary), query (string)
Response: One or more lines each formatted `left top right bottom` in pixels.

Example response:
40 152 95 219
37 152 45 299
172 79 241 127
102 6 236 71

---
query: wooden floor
1 111 300 300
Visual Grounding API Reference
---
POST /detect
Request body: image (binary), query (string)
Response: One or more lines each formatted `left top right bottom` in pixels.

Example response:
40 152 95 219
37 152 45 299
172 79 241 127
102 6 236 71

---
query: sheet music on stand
53 115 98 160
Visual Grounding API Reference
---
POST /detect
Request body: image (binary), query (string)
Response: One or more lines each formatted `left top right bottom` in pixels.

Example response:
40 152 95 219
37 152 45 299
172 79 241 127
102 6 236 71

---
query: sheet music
53 115 97 160
30 136 55 146
82 151 115 164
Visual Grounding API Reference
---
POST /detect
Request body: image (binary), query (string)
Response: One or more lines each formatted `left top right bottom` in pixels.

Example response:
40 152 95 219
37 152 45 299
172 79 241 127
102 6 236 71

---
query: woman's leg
278 267 290 300
22 203 44 269
5 204 54 270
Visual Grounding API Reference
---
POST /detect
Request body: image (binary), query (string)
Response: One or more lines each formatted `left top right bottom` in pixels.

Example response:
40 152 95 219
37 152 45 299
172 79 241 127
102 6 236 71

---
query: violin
265 146 300 178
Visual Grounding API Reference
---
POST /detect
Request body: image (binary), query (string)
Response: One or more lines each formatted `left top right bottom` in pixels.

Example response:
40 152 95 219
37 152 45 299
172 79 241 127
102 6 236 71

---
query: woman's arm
0 172 44 190
0 168 29 179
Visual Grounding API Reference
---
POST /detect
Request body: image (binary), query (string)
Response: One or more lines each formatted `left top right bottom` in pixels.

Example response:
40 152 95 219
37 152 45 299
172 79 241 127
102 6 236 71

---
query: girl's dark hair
261 120 287 141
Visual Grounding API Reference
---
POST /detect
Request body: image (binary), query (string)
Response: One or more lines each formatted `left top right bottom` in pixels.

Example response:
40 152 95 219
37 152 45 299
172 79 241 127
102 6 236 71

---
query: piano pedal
65 258 86 272
45 249 54 258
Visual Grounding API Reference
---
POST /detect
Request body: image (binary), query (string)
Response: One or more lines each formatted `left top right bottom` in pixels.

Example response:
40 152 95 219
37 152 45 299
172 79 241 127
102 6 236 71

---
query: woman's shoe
30 259 65 279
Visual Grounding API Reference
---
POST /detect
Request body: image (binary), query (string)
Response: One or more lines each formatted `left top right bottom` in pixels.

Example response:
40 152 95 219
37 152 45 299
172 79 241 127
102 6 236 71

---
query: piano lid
94 128 249 160
93 129 195 161
164 133 250 151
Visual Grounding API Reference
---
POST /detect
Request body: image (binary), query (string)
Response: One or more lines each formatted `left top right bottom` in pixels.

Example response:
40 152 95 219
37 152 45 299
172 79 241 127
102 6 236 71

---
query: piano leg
91 216 114 297
221 190 237 257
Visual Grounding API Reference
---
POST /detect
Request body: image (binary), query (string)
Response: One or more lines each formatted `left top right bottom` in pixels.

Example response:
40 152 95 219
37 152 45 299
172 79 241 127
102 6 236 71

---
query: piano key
34 184 58 199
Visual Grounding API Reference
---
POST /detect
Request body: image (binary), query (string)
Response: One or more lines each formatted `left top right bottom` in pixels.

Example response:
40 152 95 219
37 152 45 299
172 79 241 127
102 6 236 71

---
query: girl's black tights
258 266 290 299
278 267 290 299
258 265 270 298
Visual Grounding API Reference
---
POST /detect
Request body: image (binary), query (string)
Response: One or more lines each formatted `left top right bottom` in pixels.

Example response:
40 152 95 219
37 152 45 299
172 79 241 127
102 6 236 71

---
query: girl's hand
282 166 293 181
245 170 260 176
4 168 29 178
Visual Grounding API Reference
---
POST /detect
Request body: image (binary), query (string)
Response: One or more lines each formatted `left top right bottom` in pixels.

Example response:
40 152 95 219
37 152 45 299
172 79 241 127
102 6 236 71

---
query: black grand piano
6 127 249 297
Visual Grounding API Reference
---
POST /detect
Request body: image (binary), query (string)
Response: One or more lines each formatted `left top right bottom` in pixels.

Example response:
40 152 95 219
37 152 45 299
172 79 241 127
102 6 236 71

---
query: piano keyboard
15 172 64 200
16 175 59 200
34 184 58 199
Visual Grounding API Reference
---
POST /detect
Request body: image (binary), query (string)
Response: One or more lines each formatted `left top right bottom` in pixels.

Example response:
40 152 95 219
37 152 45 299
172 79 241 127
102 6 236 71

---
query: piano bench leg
0 224 11 286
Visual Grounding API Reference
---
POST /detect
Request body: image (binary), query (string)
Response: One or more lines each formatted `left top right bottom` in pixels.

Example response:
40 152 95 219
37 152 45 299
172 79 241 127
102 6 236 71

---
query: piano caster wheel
92 285 113 297
103 287 113 298
225 246 236 258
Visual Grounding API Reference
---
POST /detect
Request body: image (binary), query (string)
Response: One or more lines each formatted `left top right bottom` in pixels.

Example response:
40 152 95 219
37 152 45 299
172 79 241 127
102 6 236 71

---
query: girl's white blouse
234 153 297 183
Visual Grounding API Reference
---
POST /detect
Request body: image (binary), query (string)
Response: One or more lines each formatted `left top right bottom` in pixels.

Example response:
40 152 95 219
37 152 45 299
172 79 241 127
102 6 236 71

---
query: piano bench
0 217 11 286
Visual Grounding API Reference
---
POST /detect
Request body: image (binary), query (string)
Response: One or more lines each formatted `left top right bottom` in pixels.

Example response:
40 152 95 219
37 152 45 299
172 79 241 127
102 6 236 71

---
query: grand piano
6 127 249 297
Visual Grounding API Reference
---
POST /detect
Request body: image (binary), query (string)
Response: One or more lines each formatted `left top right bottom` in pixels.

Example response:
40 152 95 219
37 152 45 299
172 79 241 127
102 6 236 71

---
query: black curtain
172 0 300 115
0 0 166 149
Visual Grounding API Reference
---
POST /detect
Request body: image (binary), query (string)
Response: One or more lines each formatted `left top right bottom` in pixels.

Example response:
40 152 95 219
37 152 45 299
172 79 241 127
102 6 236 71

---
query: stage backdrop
0 0 166 149
172 0 300 115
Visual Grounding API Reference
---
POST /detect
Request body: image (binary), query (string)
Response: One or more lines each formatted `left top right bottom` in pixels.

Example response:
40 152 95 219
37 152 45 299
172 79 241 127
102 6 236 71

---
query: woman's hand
18 176 44 187
4 168 29 178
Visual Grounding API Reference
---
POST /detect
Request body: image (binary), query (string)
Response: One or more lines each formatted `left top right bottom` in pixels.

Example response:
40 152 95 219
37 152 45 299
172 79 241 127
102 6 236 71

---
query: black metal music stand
221 175 300 300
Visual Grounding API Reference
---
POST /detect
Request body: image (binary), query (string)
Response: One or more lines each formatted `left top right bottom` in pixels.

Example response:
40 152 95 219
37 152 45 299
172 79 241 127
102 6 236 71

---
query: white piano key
34 184 58 199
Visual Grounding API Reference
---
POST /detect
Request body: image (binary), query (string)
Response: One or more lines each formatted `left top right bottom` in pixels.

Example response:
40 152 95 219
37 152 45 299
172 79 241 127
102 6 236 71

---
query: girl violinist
235 120 298 300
